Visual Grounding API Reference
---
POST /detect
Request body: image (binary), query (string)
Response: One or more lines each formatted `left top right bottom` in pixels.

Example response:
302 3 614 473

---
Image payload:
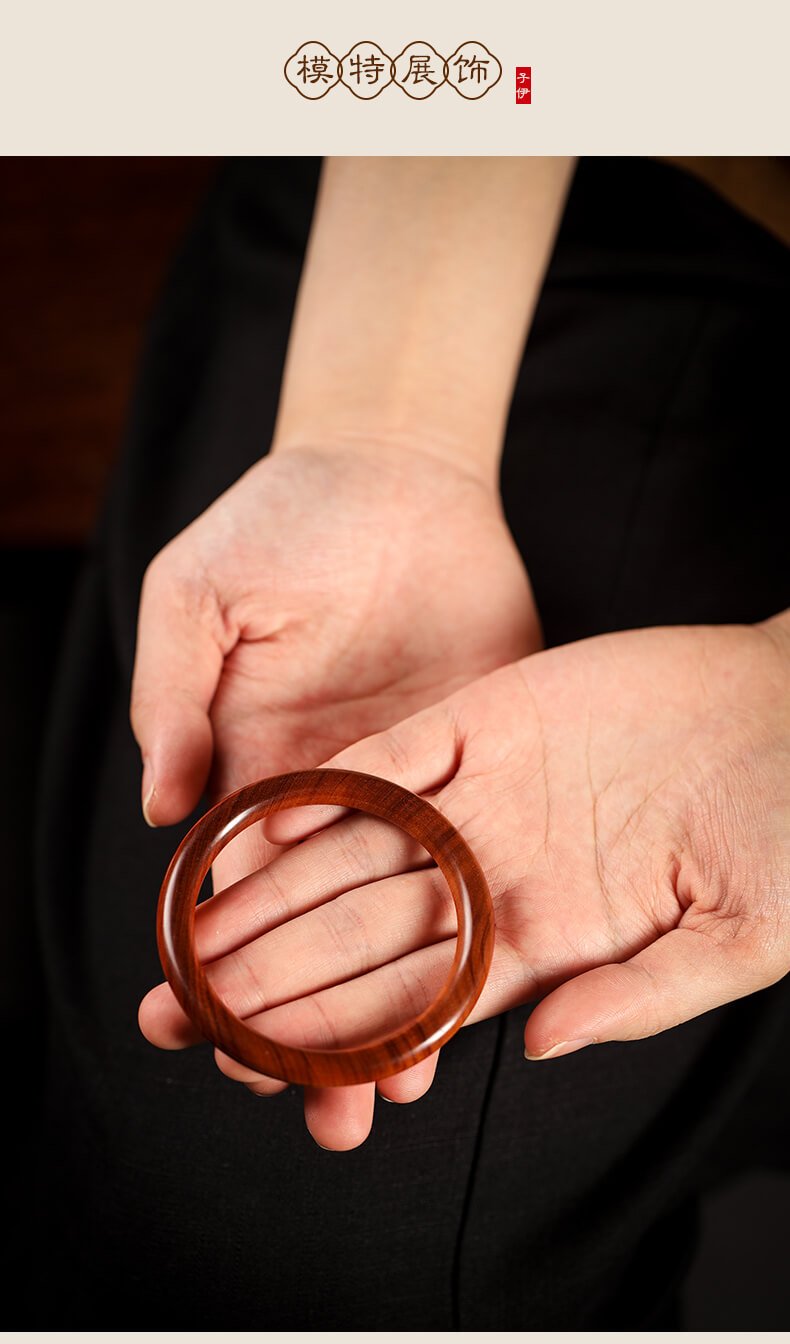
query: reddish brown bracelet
158 767 495 1087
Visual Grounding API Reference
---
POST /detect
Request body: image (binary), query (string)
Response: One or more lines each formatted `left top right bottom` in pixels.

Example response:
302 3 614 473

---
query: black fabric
32 156 790 1328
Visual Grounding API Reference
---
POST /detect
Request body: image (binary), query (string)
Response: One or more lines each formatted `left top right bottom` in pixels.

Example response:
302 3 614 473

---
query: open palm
140 618 790 1148
130 441 540 900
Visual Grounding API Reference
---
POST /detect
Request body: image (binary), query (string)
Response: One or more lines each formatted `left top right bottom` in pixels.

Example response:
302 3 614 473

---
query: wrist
270 422 503 494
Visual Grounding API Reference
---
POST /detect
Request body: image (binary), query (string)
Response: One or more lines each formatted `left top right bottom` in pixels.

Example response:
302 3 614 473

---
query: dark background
1 156 787 1328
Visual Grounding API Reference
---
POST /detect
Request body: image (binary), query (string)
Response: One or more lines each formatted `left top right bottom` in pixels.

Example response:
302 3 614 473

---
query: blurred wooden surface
0 158 216 545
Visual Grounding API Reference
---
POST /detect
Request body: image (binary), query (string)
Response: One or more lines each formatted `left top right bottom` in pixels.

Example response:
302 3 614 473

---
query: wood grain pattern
158 768 495 1086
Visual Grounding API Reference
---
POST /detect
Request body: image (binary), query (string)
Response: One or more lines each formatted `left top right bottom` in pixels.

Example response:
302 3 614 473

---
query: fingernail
525 1038 595 1061
142 759 157 828
143 783 157 827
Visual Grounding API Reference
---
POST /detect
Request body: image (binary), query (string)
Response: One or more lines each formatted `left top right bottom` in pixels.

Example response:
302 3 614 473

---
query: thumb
130 559 228 826
523 922 769 1060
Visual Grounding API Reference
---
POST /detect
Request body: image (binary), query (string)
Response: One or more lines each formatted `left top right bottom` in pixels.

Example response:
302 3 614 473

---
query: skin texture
131 153 576 852
131 157 576 1147
130 440 541 912
132 158 788 1150
140 616 790 1150
272 157 575 482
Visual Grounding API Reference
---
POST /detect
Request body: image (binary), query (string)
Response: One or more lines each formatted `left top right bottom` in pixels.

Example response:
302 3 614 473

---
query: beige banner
0 0 787 153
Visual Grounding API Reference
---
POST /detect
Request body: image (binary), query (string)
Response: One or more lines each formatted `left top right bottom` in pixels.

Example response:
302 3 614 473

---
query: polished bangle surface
158 767 494 1086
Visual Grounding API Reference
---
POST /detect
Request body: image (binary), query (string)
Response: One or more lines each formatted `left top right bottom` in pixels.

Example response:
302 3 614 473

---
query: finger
130 551 230 825
209 820 280 901
214 940 456 1086
264 699 461 846
209 869 453 1020
523 917 768 1060
304 1083 376 1151
138 980 202 1048
138 817 433 1051
143 867 454 1054
216 945 454 1145
217 1063 376 1152
214 1050 290 1097
205 703 320 896
196 809 430 962
377 1051 439 1103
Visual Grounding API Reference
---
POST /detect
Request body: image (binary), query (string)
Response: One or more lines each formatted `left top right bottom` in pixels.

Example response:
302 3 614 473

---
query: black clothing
33 157 790 1327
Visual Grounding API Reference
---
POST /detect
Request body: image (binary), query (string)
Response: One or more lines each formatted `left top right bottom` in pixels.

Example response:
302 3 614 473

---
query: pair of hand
134 444 790 1150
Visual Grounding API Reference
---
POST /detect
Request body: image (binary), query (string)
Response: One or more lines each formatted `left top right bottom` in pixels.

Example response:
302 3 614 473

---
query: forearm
272 156 575 487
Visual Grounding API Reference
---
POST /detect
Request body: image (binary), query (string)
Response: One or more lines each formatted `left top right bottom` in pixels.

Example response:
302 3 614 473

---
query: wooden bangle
158 767 494 1087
